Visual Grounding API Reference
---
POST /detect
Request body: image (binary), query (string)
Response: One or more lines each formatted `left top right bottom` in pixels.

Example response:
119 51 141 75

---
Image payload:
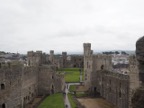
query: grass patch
38 93 64 108
65 71 80 82
58 68 84 83
69 85 76 92
76 92 88 98
68 93 77 108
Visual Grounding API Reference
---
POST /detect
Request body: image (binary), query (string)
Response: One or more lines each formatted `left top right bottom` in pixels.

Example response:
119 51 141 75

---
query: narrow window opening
119 91 121 98
52 75 54 79
87 62 88 68
101 65 104 70
1 84 5 90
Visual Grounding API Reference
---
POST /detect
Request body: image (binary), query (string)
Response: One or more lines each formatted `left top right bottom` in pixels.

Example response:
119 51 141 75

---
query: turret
49 50 54 64
62 52 67 68
136 36 144 85
83 43 92 56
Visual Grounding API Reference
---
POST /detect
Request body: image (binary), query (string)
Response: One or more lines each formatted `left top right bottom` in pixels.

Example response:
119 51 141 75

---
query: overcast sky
0 0 144 54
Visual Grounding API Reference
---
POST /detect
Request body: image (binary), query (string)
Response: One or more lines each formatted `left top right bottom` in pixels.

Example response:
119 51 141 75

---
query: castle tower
27 51 34 66
49 50 54 64
128 55 140 108
127 36 144 108
136 36 144 86
27 51 42 66
83 43 91 56
35 51 42 66
83 43 93 89
62 52 67 68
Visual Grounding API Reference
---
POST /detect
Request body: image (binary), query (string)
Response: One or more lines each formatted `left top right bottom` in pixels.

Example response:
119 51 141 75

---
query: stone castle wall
92 70 129 108
38 65 64 96
0 50 65 108
83 43 140 108
58 52 84 69
22 67 38 106
0 64 23 108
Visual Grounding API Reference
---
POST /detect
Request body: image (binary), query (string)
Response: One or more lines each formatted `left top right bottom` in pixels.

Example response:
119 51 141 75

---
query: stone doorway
2 103 6 108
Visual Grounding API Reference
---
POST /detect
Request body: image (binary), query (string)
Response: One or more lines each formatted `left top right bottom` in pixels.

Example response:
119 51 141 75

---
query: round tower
136 36 144 85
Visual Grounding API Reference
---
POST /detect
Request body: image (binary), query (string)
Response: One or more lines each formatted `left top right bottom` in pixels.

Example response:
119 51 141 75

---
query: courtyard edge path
64 84 71 108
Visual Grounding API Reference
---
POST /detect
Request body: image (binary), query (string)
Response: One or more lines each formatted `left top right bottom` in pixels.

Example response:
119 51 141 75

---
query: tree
115 51 119 55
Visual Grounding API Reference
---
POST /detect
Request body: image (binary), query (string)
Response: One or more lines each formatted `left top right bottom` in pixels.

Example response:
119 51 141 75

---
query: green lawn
75 92 88 98
38 93 65 108
68 93 77 108
58 68 84 83
69 85 76 92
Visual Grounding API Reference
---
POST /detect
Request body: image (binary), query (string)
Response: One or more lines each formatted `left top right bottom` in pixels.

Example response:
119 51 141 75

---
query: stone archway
2 103 6 108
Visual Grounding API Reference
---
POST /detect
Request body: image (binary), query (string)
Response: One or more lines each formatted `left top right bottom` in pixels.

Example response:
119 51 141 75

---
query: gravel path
78 98 116 108
64 84 71 108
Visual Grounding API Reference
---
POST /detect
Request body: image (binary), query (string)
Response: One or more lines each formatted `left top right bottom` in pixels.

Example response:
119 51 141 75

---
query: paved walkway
64 84 71 108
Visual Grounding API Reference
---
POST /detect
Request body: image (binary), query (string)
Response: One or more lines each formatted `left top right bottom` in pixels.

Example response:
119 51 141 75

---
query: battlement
35 51 42 56
83 43 91 47
27 51 34 57
36 50 42 54
50 50 54 54
62 52 67 55
27 51 42 57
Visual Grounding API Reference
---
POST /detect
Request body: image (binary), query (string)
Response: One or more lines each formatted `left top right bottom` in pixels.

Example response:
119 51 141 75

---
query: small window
1 84 5 90
28 60 30 66
52 75 54 79
101 65 104 70
28 96 30 100
31 93 34 97
24 97 26 101
119 91 121 98
109 80 111 85
109 87 111 92
87 62 88 68
120 83 121 88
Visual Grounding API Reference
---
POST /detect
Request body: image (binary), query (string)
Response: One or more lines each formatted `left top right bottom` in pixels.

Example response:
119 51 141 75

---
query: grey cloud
0 0 143 53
